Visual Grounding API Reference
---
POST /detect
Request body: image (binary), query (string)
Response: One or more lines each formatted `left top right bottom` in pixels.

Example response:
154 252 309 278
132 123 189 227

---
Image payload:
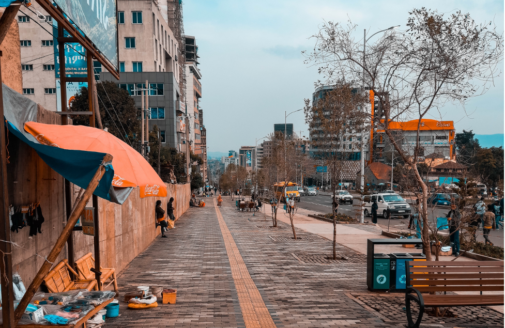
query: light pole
360 25 400 223
285 109 303 180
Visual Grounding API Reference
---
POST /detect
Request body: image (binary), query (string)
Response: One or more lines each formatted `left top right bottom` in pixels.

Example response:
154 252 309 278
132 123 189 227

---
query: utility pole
185 116 190 184
145 80 149 157
141 86 144 156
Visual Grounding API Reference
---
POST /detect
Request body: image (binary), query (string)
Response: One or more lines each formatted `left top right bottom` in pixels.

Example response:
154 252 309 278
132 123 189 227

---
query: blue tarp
439 177 460 185
3 84 115 202
0 0 15 7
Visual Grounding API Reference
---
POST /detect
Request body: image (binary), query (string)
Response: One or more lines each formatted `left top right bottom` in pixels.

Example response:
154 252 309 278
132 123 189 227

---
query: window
18 16 30 23
22 64 33 71
118 11 124 24
44 88 56 94
41 40 53 47
125 37 135 48
149 83 163 95
435 135 448 140
152 13 155 35
23 88 34 95
348 144 352 149
132 11 142 24
195 123 199 130
155 40 158 60
93 61 101 80
160 130 165 143
132 62 142 72
119 62 125 72
20 40 31 47
195 134 201 140
149 108 165 119
45 16 52 23
43 64 55 71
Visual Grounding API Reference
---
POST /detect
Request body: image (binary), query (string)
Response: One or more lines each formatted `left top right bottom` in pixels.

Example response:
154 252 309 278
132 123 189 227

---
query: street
297 193 504 247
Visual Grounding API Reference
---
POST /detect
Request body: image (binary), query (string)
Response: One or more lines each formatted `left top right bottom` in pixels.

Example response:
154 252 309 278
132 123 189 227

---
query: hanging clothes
26 204 44 237
10 210 26 233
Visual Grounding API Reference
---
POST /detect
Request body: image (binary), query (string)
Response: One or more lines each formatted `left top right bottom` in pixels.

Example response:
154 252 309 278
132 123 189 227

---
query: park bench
43 259 96 293
248 202 255 211
75 252 119 293
405 261 504 328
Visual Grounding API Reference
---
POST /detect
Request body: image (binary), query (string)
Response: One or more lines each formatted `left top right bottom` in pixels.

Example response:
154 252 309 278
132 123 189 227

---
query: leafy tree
191 172 204 190
147 125 186 183
71 81 140 146
456 130 480 167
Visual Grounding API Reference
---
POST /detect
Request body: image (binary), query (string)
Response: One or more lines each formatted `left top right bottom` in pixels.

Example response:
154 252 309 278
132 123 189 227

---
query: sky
183 0 504 154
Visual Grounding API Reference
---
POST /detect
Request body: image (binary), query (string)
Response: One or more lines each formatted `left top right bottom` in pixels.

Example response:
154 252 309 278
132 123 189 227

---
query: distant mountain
207 151 229 159
475 134 504 148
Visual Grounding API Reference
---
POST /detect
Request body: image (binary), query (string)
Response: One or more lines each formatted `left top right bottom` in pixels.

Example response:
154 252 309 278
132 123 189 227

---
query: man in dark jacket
371 200 378 224
446 203 461 256
167 197 175 221
155 200 167 238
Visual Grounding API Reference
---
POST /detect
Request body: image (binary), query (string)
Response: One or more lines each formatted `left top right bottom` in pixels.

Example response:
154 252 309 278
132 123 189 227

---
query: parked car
333 190 353 204
298 187 305 196
363 193 411 219
305 186 318 196
427 193 459 206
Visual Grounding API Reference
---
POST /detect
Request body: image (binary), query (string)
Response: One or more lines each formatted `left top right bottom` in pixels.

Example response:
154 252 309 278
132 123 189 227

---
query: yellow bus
273 181 300 203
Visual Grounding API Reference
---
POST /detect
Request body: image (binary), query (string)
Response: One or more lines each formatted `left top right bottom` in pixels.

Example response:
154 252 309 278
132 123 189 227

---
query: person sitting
190 194 197 207
155 200 168 238
255 198 262 211
239 198 246 211
217 194 223 206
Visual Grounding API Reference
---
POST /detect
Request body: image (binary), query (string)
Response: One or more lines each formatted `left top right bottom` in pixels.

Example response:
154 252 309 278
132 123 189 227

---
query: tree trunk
273 207 277 227
289 209 297 239
333 216 337 260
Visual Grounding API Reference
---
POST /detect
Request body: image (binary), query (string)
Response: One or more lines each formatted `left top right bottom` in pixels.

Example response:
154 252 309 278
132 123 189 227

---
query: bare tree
305 8 503 259
304 83 367 259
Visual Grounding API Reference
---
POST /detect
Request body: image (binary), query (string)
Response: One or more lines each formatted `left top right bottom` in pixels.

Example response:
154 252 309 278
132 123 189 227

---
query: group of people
155 197 176 238
238 196 262 211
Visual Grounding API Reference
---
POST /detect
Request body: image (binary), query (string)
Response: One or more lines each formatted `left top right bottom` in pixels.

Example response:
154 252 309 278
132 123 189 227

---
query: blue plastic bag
437 217 449 230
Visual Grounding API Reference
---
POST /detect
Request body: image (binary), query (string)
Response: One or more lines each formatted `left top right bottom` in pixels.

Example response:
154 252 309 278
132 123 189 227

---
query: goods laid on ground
16 290 115 325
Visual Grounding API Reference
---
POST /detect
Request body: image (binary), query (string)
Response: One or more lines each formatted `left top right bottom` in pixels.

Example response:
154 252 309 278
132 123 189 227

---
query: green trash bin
373 253 390 290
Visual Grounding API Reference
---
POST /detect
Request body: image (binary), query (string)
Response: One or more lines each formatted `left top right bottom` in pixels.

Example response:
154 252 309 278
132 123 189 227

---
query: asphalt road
297 193 504 247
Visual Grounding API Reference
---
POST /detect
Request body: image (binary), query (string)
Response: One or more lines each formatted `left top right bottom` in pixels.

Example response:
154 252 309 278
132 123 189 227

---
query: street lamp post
360 25 400 223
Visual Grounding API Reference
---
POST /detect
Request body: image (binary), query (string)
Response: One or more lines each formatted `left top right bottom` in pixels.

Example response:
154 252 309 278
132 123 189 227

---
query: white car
362 193 411 219
305 187 317 196
333 190 353 204
298 187 305 196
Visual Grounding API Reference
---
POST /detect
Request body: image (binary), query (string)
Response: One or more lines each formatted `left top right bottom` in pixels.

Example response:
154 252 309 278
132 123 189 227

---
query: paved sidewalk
104 196 503 327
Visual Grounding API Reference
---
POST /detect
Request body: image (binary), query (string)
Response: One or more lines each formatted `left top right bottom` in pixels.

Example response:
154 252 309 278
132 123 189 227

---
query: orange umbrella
25 122 167 198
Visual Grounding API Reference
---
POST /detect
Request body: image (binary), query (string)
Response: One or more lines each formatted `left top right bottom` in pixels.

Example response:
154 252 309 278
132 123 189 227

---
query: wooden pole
87 51 95 127
92 194 101 290
0 2 20 45
14 154 113 324
0 51 15 328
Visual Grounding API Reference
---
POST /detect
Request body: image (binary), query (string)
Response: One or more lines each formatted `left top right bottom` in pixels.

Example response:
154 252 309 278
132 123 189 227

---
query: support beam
87 51 95 127
92 194 101 290
0 2 20 45
14 154 113 324
0 51 15 328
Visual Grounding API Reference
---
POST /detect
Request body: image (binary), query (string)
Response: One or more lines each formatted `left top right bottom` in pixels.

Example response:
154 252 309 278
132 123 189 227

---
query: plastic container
98 309 107 320
151 286 163 299
372 253 390 290
105 303 119 318
137 286 149 295
162 289 177 304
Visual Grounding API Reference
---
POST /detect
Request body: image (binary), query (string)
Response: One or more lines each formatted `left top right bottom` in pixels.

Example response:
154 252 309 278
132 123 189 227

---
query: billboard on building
177 117 186 133
53 22 88 78
246 151 252 167
52 0 118 69
56 79 87 112
316 166 327 173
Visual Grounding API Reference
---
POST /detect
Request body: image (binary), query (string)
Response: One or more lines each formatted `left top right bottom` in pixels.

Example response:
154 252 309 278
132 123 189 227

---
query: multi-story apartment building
256 144 264 170
19 0 186 152
17 2 58 110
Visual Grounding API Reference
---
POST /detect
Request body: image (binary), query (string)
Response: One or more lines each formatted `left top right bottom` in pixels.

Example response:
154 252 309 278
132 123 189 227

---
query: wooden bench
405 261 504 328
43 259 96 293
75 253 118 294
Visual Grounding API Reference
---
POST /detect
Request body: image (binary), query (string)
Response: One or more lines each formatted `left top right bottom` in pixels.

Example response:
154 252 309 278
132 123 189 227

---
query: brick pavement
104 196 503 327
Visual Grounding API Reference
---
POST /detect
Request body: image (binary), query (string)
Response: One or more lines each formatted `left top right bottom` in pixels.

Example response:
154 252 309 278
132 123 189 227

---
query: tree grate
350 293 504 326
292 253 367 264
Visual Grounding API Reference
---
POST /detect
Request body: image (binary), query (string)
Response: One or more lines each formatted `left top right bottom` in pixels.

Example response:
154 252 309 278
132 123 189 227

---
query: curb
380 231 502 261
307 214 376 226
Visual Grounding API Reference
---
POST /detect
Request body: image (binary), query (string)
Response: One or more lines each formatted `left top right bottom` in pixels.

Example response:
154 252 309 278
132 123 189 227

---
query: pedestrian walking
155 200 168 238
285 196 290 213
332 196 339 215
446 203 461 256
408 199 420 230
475 197 486 229
483 204 496 245
270 197 278 216
288 197 295 214
371 199 378 224
494 199 503 230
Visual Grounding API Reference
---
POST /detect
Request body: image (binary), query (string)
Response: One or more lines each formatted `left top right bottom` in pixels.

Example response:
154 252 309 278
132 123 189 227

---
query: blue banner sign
53 22 87 78
316 166 327 173
52 0 118 69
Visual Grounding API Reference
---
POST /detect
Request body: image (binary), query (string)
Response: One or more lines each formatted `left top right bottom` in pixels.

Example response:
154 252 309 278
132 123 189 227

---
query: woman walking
483 204 496 246
155 200 168 238
371 199 378 224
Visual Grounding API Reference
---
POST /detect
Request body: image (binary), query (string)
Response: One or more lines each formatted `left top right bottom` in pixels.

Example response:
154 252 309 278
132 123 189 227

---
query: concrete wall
8 106 67 284
7 101 190 286
0 8 22 94
73 183 190 274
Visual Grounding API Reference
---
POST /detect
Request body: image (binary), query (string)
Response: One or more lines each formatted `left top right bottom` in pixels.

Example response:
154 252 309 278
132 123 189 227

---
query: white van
363 193 411 219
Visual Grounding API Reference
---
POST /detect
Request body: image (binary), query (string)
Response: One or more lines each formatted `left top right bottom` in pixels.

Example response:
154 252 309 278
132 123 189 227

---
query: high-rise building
239 146 256 172
274 123 293 138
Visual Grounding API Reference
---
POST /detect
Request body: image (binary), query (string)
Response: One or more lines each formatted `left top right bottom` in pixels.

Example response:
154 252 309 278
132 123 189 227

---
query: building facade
374 119 455 162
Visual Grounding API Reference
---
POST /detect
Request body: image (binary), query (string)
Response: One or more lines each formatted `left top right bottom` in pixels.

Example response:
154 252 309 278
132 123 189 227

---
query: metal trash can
390 253 426 291
372 253 391 290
